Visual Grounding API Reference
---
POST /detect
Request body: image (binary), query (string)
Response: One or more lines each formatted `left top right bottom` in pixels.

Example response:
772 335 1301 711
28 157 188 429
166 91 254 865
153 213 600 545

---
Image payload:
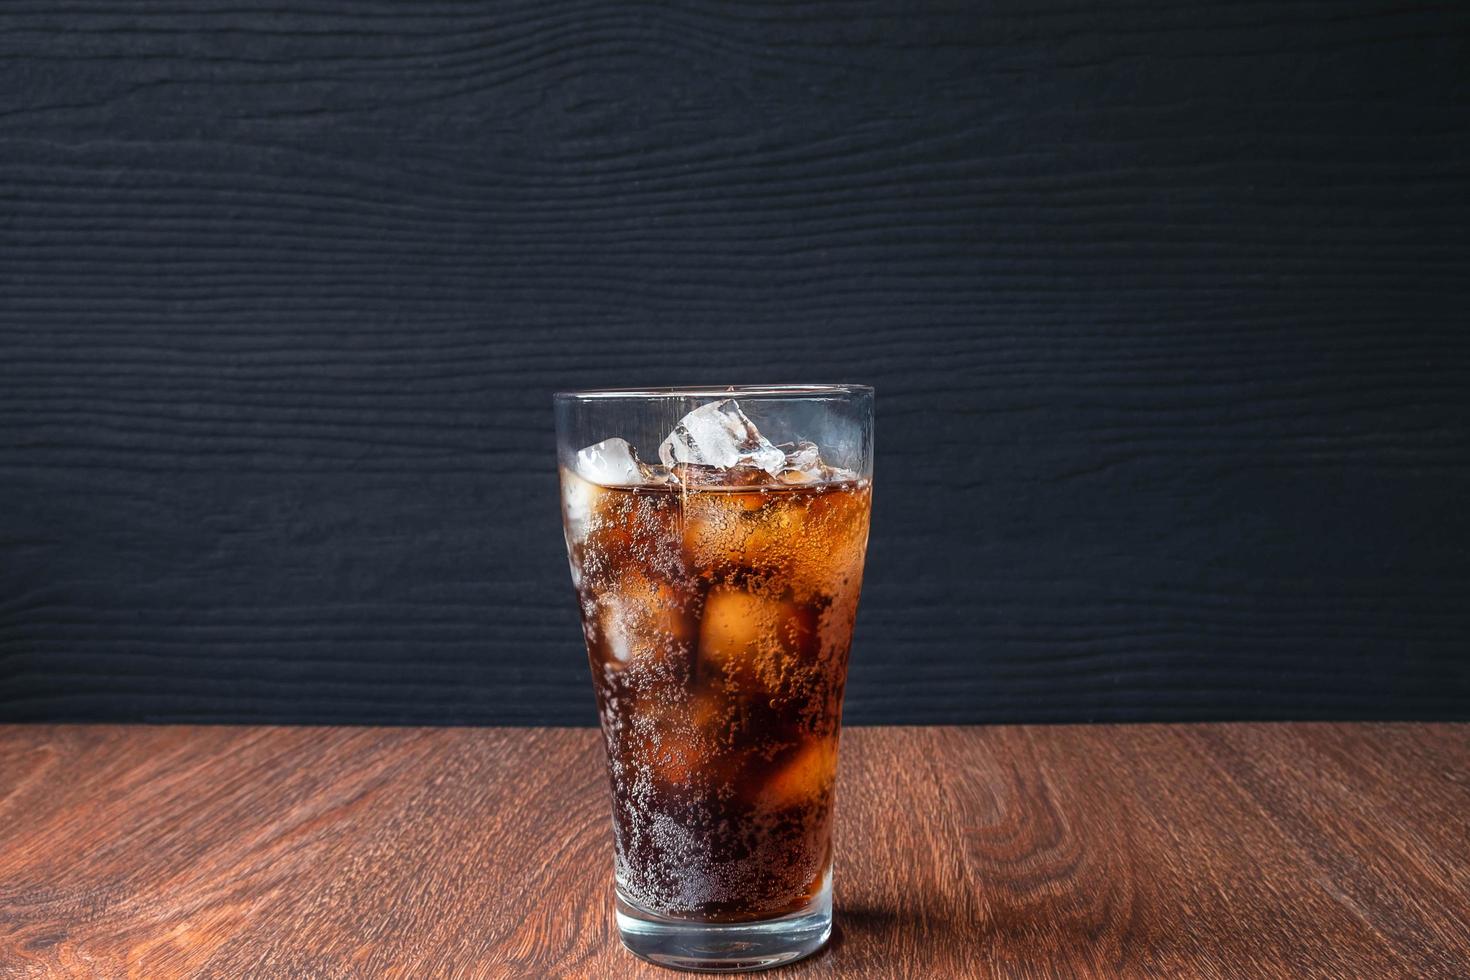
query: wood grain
1 724 1467 978
1 2 1468 723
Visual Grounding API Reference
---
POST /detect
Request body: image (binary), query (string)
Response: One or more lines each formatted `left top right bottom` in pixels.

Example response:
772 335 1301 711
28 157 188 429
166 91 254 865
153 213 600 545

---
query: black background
2 2 1467 725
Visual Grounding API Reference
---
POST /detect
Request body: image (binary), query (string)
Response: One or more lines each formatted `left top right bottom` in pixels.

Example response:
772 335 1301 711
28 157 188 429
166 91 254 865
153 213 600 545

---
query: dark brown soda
561 471 871 922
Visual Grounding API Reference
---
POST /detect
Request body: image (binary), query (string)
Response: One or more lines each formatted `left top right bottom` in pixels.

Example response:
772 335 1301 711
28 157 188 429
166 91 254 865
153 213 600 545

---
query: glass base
614 872 832 973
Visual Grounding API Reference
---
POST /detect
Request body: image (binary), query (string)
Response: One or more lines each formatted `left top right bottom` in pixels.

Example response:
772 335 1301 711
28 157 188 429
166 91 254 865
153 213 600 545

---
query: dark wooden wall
2 2 1467 725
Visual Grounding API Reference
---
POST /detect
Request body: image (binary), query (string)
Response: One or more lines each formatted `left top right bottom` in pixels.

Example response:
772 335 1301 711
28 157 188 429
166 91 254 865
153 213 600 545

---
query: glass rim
554 383 872 401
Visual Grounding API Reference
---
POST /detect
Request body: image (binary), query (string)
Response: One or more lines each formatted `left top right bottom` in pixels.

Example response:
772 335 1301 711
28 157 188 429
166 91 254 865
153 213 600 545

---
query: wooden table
1 725 1466 978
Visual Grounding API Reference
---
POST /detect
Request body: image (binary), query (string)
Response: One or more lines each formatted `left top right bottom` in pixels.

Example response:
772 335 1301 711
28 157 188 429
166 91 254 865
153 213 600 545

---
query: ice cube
575 437 644 486
560 467 600 538
651 734 700 788
597 571 696 670
774 440 860 484
822 464 860 483
698 586 818 692
776 440 823 484
754 737 838 811
659 400 787 476
782 441 821 472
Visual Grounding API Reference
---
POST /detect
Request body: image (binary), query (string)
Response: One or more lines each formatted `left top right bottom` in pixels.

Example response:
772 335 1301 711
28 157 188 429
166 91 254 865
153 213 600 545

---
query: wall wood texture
1 2 1466 723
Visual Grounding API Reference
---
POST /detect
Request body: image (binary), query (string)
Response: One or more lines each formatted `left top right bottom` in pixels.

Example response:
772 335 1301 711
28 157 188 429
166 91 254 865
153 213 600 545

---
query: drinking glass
554 385 873 971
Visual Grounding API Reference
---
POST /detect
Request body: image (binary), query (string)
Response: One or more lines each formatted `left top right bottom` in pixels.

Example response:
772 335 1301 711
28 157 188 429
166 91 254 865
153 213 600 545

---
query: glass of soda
554 385 874 972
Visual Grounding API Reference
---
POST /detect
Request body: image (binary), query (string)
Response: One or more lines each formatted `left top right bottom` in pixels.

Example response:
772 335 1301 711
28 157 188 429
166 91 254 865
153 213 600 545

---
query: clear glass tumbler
554 385 873 972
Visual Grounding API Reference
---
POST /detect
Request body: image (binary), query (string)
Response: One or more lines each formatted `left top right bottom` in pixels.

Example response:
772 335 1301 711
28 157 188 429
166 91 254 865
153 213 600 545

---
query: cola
561 407 871 923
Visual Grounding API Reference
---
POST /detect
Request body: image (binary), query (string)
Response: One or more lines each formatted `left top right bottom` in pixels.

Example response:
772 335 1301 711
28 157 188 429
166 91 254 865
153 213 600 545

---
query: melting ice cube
575 437 645 486
658 399 787 476
778 439 859 484
775 440 823 484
